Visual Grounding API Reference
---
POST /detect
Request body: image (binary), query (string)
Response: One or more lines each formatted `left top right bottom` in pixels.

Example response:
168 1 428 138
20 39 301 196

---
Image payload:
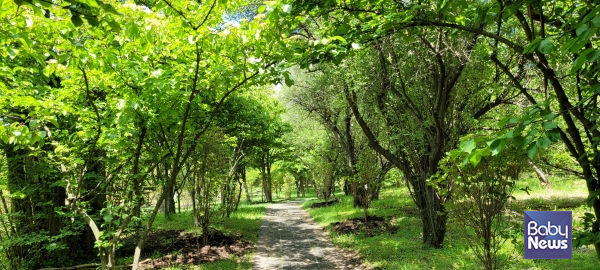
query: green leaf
71 14 84 27
536 137 552 149
469 152 482 166
572 51 592 73
448 149 461 159
489 139 504 156
47 117 59 128
84 16 100 27
587 50 600 62
546 129 561 142
103 215 113 223
80 0 99 8
18 35 33 49
284 76 294 87
58 54 69 63
500 130 514 139
542 121 557 130
538 38 553 54
576 23 589 36
526 143 537 159
498 117 510 128
524 37 542 54
437 0 449 10
541 111 554 121
593 16 600 27
508 117 520 124
513 135 525 147
7 48 18 59
100 3 120 15
586 190 600 207
107 20 121 31
331 36 347 43
459 139 476 153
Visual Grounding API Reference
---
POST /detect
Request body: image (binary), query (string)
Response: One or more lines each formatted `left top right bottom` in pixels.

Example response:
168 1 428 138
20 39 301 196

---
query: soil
117 229 253 269
309 198 340 208
331 215 398 237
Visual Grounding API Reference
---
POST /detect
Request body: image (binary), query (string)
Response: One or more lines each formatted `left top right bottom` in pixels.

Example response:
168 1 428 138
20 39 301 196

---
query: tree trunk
266 152 273 202
343 179 350 195
299 174 305 197
529 160 551 187
352 182 369 208
177 190 181 214
164 163 176 216
260 152 273 202
4 146 30 266
192 168 200 227
164 184 175 218
413 181 447 248
235 180 242 212
240 166 251 202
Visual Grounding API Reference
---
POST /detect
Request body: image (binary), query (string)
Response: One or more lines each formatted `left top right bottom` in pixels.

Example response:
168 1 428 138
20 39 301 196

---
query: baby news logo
524 211 572 259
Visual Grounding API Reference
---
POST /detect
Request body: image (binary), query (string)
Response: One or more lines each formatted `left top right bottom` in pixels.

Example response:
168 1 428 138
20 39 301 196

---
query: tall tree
276 2 517 246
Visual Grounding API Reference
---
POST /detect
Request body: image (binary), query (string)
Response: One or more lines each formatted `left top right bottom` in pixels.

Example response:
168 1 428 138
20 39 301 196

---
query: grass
6 179 596 269
131 187 320 269
152 202 267 243
302 176 599 269
116 202 267 268
160 253 254 270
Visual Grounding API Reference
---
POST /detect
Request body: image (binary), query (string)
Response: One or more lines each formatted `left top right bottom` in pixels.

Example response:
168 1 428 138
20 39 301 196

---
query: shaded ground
309 198 340 208
254 201 370 269
332 216 398 237
511 195 587 211
117 229 253 269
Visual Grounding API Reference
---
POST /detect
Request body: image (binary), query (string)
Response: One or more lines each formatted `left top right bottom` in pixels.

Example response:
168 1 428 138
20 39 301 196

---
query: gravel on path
253 201 349 270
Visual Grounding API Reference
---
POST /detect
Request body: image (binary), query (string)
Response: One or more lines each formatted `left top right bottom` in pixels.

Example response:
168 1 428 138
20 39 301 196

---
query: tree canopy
2 0 600 269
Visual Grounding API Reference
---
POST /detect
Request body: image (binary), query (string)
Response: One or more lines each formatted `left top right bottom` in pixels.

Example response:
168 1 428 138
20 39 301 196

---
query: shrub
432 152 523 270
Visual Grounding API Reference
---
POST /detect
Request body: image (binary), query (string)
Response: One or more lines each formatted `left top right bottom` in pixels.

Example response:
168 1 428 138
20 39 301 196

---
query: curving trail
253 201 348 270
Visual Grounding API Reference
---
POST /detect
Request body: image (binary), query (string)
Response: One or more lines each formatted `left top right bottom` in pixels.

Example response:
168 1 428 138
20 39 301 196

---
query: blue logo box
524 211 572 259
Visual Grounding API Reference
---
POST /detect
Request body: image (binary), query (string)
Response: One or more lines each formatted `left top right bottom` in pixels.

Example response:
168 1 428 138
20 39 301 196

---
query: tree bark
529 160 551 187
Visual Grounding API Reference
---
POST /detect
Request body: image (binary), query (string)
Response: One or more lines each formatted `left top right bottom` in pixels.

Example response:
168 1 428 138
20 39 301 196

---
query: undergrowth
303 177 598 269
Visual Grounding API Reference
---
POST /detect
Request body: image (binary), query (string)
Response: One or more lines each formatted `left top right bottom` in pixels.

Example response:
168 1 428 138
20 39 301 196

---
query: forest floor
253 201 367 270
117 229 254 268
112 176 599 269
303 176 599 269
115 203 267 269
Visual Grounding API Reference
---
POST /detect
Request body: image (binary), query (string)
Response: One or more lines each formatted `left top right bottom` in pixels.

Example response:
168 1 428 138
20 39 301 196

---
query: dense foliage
2 0 600 269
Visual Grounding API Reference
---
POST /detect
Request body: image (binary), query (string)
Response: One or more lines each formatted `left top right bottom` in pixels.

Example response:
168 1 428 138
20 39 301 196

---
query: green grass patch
116 202 267 268
151 253 254 270
303 177 598 269
152 202 267 243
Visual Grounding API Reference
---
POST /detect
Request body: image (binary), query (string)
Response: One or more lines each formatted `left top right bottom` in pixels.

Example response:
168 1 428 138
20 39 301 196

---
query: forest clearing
2 0 600 269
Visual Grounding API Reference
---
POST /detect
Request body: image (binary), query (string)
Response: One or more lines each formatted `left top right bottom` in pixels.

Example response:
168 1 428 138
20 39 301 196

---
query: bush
433 152 523 270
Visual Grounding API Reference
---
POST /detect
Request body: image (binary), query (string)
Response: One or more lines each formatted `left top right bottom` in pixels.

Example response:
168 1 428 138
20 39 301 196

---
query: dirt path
253 201 348 270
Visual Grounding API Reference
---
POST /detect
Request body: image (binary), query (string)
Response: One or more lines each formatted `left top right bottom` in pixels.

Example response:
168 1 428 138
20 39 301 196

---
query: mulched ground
331 215 398 237
117 229 253 269
309 198 340 208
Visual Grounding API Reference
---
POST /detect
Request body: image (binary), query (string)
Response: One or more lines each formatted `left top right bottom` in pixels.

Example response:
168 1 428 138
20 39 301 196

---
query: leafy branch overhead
2 0 600 269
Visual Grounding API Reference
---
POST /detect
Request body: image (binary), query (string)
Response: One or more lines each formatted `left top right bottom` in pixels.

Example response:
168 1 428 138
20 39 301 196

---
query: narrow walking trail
253 201 348 269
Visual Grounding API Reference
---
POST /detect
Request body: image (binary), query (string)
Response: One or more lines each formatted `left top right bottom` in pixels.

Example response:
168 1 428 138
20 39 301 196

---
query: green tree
0 0 294 268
